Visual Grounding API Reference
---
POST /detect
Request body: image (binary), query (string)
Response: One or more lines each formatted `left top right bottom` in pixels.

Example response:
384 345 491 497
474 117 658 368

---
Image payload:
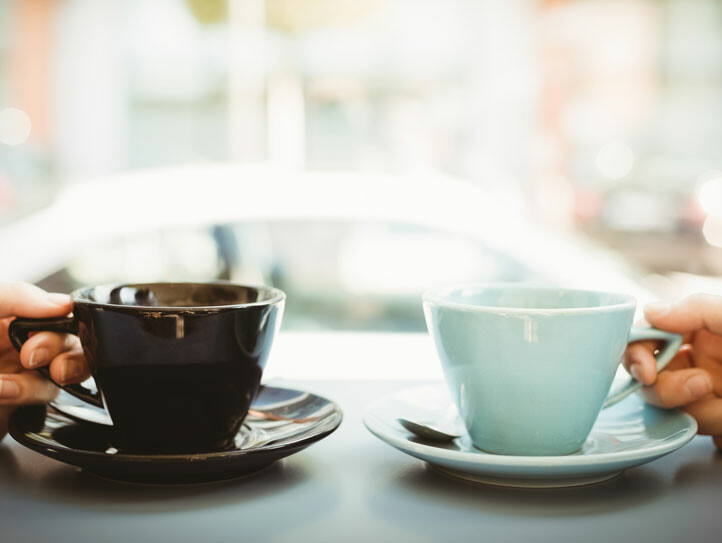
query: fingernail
645 301 671 318
48 293 71 306
0 379 20 399
630 363 643 383
28 348 49 368
60 360 82 384
685 375 712 398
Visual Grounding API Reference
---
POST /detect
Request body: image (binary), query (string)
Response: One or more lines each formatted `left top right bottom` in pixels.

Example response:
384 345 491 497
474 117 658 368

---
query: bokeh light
595 142 634 181
697 174 722 217
0 107 32 146
703 215 722 248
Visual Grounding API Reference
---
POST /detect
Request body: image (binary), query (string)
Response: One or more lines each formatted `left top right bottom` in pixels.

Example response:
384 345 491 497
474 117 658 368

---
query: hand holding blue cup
423 284 682 456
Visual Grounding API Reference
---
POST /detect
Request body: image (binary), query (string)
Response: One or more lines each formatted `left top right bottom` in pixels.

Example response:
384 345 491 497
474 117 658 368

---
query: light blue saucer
363 382 697 488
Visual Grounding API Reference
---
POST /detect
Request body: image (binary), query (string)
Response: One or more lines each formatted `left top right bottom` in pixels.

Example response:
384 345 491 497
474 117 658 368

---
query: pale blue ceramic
423 284 682 456
363 384 697 488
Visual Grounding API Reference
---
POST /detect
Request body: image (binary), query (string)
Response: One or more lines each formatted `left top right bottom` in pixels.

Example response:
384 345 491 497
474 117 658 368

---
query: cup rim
422 283 636 315
71 281 286 311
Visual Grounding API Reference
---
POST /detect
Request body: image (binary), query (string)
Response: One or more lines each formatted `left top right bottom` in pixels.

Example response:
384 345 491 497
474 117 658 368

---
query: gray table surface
0 379 721 543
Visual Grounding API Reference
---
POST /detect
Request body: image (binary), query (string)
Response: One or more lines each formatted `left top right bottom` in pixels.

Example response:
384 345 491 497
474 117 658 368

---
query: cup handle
8 317 104 408
602 327 683 408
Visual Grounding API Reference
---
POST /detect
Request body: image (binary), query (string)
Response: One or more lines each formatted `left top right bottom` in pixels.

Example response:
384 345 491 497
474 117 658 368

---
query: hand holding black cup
9 282 285 454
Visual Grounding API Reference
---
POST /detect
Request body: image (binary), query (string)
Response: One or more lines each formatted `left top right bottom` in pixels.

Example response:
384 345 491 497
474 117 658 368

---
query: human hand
623 293 722 449
0 282 90 440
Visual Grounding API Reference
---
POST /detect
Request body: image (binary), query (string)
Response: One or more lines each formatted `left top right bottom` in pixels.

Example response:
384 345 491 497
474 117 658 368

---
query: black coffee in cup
9 282 285 453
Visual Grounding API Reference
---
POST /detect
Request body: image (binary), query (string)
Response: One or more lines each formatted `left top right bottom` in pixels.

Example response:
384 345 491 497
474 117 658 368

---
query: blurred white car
1 163 660 331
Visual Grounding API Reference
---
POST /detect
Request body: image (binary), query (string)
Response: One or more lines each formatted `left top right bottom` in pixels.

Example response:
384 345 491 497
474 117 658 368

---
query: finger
0 317 12 351
18 331 79 369
686 329 722 393
645 293 722 335
635 316 695 344
47 348 90 385
638 368 714 408
624 343 693 386
623 341 657 385
0 371 59 405
0 349 20 372
664 345 694 372
683 395 722 436
0 282 71 319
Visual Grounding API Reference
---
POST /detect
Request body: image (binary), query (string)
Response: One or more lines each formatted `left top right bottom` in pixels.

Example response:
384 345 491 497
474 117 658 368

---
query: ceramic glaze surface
10 282 285 453
10 385 342 484
423 285 680 456
363 383 697 488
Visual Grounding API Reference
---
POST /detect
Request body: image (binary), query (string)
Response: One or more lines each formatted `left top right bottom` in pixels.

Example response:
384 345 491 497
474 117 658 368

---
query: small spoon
397 418 461 442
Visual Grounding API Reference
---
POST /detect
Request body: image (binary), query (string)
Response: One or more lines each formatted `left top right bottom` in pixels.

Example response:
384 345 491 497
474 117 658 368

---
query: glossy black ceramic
9 282 285 453
9 385 342 484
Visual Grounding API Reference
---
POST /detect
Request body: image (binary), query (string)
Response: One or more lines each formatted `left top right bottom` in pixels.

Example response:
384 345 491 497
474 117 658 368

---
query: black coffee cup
9 282 285 453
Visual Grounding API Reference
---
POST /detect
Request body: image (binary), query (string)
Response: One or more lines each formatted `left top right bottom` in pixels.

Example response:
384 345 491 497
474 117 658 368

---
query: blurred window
3 0 722 324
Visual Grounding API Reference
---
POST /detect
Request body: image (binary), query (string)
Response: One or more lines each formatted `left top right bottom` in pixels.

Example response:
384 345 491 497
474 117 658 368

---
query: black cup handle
8 317 104 408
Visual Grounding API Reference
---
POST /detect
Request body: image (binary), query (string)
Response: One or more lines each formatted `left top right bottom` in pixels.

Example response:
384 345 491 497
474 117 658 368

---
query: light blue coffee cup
423 284 682 456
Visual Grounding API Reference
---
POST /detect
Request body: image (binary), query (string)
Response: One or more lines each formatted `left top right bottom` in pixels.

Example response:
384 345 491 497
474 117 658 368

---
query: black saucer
9 386 342 484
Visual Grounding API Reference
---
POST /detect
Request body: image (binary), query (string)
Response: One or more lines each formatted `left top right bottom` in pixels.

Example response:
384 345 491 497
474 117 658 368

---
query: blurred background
1 0 722 332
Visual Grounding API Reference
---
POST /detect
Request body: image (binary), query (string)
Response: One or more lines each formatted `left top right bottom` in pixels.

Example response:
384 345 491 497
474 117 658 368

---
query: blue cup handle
602 327 683 408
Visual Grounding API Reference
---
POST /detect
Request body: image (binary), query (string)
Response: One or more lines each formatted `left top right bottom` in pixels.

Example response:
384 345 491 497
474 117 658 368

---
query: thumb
0 282 72 319
644 293 722 336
